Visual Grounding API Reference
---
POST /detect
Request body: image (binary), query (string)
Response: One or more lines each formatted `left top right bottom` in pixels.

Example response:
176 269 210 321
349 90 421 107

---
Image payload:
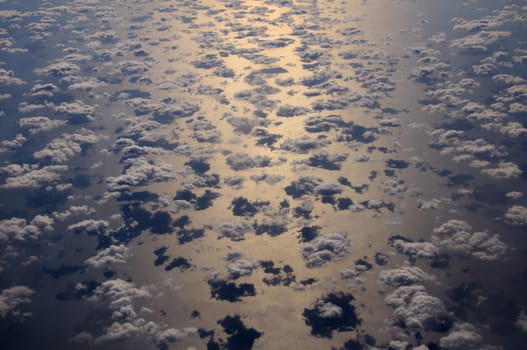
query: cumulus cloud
302 233 351 268
152 100 199 123
378 265 433 288
503 205 527 226
18 116 66 134
0 163 69 190
417 198 444 210
29 82 58 97
210 220 253 241
249 173 284 185
35 61 80 77
106 158 176 192
0 286 34 318
382 179 408 195
80 279 196 345
33 129 98 163
389 237 439 260
85 245 129 268
304 115 348 133
0 67 26 85
0 133 26 152
431 220 507 260
53 205 96 221
114 60 150 75
480 161 521 179
0 215 54 243
285 176 322 198
225 153 274 171
68 78 106 91
451 30 511 52
67 219 109 236
439 323 482 350
280 136 330 153
506 191 523 200
55 100 97 119
385 285 451 332
226 254 258 279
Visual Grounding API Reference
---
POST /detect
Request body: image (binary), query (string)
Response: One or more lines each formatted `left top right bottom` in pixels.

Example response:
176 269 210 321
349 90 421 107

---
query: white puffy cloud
111 138 170 158
224 176 244 188
390 238 439 259
385 285 449 332
82 279 195 345
227 256 258 279
0 68 25 85
0 286 34 317
498 122 527 138
210 220 253 241
225 153 274 171
18 116 66 134
55 101 96 118
432 220 507 260
506 191 523 200
417 198 443 210
249 173 284 185
85 245 129 268
35 61 80 77
106 158 176 192
68 78 106 91
481 161 522 179
0 215 54 243
429 127 520 178
318 302 343 318
382 179 408 195
53 205 96 221
503 205 527 226
0 133 26 152
34 129 98 163
509 102 527 114
451 30 511 52
302 233 351 268
439 323 482 350
114 60 150 75
280 136 331 153
0 163 69 189
29 83 58 97
492 74 525 85
379 265 433 288
153 100 199 121
67 219 109 235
